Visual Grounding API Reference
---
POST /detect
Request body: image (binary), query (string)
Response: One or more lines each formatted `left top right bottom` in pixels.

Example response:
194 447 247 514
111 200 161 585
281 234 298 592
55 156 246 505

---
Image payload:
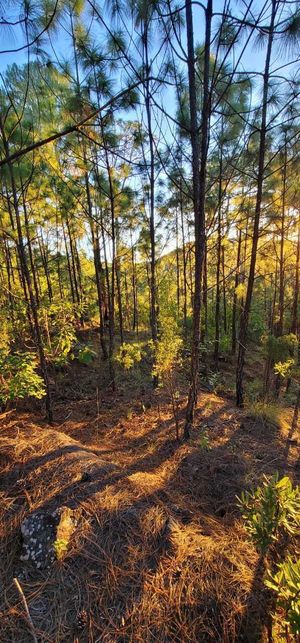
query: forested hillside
0 1 299 642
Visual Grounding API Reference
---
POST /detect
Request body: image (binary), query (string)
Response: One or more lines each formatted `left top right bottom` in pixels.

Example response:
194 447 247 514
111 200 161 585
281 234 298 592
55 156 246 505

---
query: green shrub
0 351 46 406
265 557 300 635
43 302 77 366
115 341 144 370
237 474 300 553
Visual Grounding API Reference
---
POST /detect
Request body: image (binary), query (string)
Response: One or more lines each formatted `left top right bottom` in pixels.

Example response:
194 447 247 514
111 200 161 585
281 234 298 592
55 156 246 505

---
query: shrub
43 302 77 366
115 342 144 370
237 474 300 554
153 317 182 439
265 558 300 636
0 350 46 407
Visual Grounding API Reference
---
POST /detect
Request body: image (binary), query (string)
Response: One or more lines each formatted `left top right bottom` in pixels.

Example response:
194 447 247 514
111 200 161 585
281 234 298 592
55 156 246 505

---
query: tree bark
236 0 276 407
185 0 212 437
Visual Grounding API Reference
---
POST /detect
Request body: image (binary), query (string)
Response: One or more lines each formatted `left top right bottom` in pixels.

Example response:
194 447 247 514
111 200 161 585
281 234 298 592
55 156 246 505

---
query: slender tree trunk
222 245 227 333
176 208 180 317
85 171 108 359
185 0 212 437
275 141 287 396
144 26 158 344
232 227 242 355
291 222 300 336
180 192 188 336
236 1 276 407
63 224 76 304
214 143 223 366
66 217 80 305
38 233 53 302
201 240 208 344
130 232 138 334
22 192 40 306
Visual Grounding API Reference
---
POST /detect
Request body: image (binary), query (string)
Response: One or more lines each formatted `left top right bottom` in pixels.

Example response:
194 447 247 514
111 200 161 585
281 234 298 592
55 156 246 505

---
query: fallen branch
13 577 38 643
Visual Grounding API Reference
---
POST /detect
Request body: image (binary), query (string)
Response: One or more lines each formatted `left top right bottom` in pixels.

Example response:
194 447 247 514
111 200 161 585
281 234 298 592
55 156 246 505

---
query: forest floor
0 331 299 642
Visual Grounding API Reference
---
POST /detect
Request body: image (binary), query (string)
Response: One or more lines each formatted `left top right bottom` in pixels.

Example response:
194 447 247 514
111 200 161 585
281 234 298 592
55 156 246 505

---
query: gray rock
20 506 78 570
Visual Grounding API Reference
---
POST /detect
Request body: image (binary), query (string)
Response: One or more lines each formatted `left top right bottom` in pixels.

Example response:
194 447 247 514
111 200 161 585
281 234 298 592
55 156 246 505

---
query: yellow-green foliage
274 358 295 378
115 342 144 370
152 317 182 382
53 538 69 560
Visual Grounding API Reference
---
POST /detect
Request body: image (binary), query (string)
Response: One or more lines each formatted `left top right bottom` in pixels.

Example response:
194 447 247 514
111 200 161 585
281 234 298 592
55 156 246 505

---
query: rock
20 506 77 569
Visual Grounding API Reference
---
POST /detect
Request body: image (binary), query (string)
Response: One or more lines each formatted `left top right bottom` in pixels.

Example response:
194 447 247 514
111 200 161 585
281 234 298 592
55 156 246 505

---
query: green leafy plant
153 317 182 439
115 342 144 370
75 343 97 365
198 427 211 450
237 474 300 553
265 557 300 636
207 370 222 393
0 351 46 407
44 302 77 366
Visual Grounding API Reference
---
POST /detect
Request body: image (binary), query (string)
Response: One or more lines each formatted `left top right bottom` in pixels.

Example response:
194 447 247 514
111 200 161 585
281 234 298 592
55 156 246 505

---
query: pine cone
76 609 88 629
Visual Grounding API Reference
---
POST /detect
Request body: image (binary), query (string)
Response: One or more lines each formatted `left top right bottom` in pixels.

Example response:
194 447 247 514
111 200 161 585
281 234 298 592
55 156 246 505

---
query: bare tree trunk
236 1 276 407
214 143 223 366
185 0 212 437
63 224 76 304
180 192 188 337
130 232 138 334
232 228 242 355
275 140 287 396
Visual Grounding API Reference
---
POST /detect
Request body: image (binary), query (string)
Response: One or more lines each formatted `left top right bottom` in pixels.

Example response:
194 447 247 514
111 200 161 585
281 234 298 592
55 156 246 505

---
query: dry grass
0 374 299 642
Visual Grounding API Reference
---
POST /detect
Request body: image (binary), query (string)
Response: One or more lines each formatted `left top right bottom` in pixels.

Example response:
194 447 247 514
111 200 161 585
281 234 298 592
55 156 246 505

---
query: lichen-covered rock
20 506 77 569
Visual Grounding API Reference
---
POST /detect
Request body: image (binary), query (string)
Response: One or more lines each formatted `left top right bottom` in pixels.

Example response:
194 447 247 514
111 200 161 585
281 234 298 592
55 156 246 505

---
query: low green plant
0 351 46 407
237 474 300 553
207 370 222 393
75 343 97 365
198 427 211 450
265 557 300 636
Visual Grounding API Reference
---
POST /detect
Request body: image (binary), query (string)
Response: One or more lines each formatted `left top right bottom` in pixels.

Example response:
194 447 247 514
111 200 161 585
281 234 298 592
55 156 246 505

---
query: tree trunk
232 227 242 355
185 0 212 437
236 1 276 407
214 143 223 366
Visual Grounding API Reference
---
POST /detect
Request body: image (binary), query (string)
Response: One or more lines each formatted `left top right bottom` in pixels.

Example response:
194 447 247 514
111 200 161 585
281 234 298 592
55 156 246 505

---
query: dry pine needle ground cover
0 358 299 643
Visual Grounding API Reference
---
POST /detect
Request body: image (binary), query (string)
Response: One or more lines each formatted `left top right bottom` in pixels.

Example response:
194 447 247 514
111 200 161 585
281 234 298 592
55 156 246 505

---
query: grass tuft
246 400 281 427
